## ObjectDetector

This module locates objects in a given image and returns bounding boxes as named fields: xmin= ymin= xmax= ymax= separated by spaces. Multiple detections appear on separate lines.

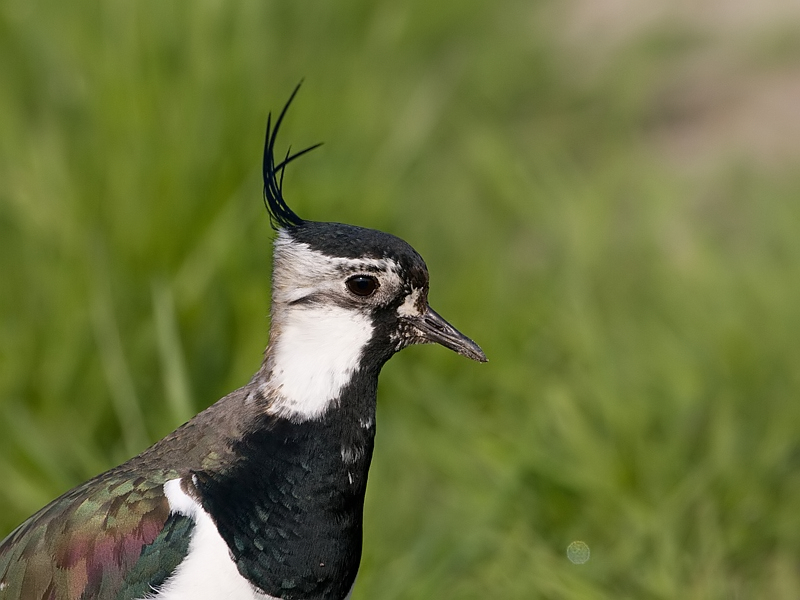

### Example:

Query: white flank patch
xmin=265 ymin=305 xmax=373 ymax=420
xmin=147 ymin=479 xmax=276 ymax=600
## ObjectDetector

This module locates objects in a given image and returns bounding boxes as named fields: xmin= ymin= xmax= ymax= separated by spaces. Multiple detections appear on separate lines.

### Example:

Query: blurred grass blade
xmin=151 ymin=279 xmax=195 ymax=425
xmin=90 ymin=270 xmax=149 ymax=456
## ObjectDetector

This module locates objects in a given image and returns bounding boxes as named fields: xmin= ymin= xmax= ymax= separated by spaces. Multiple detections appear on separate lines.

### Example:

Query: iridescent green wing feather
xmin=0 ymin=468 xmax=194 ymax=600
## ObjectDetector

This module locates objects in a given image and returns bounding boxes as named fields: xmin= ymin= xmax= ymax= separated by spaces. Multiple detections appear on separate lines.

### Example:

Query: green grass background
xmin=2 ymin=1 xmax=800 ymax=598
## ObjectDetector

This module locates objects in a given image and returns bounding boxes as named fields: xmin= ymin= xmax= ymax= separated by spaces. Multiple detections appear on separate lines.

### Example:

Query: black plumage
xmin=262 ymin=81 xmax=321 ymax=230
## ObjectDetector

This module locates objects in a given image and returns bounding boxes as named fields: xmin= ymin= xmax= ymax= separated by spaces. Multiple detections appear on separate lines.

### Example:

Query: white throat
xmin=262 ymin=303 xmax=373 ymax=421
xmin=258 ymin=230 xmax=404 ymax=421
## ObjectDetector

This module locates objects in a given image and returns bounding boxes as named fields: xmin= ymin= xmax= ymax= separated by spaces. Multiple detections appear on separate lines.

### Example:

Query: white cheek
xmin=265 ymin=305 xmax=373 ymax=421
xmin=272 ymin=232 xmax=398 ymax=305
xmin=397 ymin=287 xmax=423 ymax=318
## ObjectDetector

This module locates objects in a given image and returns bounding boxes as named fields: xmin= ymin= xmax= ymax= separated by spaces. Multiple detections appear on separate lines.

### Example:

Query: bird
xmin=0 ymin=83 xmax=486 ymax=600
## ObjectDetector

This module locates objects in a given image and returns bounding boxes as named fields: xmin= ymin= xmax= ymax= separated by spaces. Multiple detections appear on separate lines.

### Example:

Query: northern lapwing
xmin=0 ymin=84 xmax=486 ymax=600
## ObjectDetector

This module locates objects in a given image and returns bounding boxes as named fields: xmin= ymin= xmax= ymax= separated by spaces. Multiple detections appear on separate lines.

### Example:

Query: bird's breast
xmin=190 ymin=409 xmax=376 ymax=600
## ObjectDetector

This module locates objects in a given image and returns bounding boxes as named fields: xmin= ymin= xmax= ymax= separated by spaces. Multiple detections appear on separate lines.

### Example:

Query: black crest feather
xmin=262 ymin=81 xmax=322 ymax=230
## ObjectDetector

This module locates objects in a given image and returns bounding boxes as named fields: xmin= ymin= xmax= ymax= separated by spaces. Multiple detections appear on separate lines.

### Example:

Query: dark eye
xmin=346 ymin=275 xmax=379 ymax=297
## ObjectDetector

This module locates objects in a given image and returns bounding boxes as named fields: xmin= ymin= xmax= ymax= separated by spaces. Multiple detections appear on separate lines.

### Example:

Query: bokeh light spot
xmin=567 ymin=540 xmax=590 ymax=564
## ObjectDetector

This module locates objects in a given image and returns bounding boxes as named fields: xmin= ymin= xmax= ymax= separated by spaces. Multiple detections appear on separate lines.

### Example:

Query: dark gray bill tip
xmin=411 ymin=305 xmax=487 ymax=363
xmin=454 ymin=337 xmax=488 ymax=363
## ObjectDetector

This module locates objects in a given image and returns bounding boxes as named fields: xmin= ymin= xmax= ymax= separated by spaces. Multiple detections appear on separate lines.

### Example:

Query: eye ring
xmin=346 ymin=275 xmax=380 ymax=297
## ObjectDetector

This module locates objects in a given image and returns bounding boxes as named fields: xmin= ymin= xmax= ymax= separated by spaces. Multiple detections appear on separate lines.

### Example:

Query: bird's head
xmin=259 ymin=84 xmax=485 ymax=421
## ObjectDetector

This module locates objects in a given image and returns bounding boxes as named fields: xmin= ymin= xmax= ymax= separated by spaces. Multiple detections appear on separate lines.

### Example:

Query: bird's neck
xmin=130 ymin=301 xmax=389 ymax=597
xmin=260 ymin=301 xmax=380 ymax=422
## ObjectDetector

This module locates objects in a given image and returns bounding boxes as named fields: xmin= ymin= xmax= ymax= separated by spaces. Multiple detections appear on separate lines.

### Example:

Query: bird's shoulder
xmin=0 ymin=465 xmax=193 ymax=600
xmin=0 ymin=382 xmax=266 ymax=600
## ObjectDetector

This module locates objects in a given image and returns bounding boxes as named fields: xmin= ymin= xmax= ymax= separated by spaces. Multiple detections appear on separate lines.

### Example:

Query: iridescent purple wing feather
xmin=0 ymin=468 xmax=192 ymax=600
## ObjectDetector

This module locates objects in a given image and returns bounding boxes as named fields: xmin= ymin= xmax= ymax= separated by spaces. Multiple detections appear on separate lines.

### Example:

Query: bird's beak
xmin=408 ymin=305 xmax=487 ymax=362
